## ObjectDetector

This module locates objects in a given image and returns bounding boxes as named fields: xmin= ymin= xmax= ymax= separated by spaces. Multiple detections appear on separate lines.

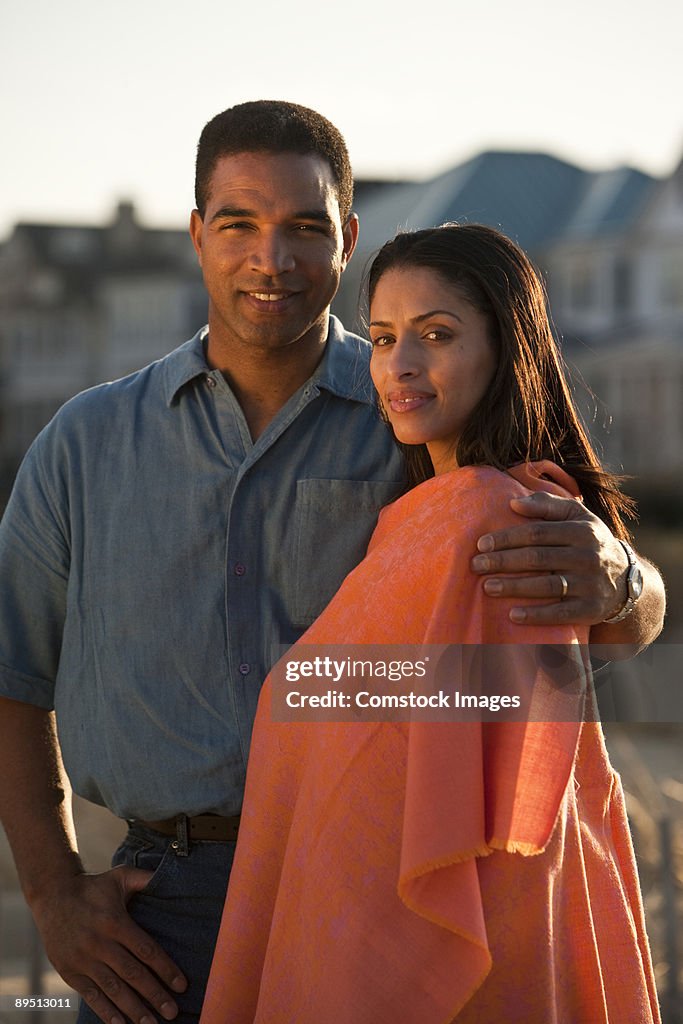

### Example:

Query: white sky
xmin=1 ymin=0 xmax=682 ymax=239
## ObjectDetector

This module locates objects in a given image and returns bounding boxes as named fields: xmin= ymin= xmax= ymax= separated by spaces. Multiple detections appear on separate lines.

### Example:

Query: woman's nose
xmin=386 ymin=338 xmax=419 ymax=378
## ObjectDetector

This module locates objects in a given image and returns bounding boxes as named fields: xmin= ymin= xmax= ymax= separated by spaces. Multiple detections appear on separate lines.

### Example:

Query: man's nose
xmin=250 ymin=231 xmax=295 ymax=276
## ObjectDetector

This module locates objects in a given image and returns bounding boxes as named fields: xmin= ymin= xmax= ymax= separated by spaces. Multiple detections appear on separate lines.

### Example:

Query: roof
xmin=405 ymin=151 xmax=589 ymax=249
xmin=352 ymin=151 xmax=591 ymax=255
xmin=333 ymin=153 xmax=658 ymax=329
xmin=560 ymin=167 xmax=655 ymax=241
xmin=0 ymin=202 xmax=199 ymax=305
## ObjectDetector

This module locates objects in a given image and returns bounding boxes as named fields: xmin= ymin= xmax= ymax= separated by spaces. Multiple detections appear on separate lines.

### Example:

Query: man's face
xmin=190 ymin=151 xmax=358 ymax=355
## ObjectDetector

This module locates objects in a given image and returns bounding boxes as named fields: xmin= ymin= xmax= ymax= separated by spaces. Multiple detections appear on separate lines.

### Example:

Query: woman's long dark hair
xmin=365 ymin=223 xmax=635 ymax=540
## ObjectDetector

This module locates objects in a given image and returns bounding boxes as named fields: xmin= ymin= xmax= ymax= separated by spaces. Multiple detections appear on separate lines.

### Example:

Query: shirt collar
xmin=163 ymin=326 xmax=212 ymax=405
xmin=163 ymin=316 xmax=375 ymax=407
xmin=308 ymin=316 xmax=375 ymax=405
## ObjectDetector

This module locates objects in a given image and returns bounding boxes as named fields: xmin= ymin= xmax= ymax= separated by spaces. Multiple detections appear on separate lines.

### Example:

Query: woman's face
xmin=369 ymin=267 xmax=497 ymax=475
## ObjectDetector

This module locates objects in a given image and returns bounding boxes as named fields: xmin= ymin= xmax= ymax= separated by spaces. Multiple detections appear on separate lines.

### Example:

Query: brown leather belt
xmin=137 ymin=814 xmax=240 ymax=842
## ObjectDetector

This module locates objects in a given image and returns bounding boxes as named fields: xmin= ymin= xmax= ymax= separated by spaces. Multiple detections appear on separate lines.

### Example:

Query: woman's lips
xmin=386 ymin=391 xmax=434 ymax=413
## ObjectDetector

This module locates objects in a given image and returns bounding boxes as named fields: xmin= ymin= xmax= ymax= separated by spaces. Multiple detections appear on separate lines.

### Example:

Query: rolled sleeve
xmin=0 ymin=427 xmax=70 ymax=709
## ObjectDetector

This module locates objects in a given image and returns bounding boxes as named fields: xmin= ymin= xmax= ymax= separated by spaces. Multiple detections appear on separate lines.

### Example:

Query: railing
xmin=608 ymin=724 xmax=682 ymax=1024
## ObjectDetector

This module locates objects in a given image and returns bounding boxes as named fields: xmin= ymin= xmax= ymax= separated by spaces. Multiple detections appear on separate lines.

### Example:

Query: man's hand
xmin=32 ymin=867 xmax=187 ymax=1024
xmin=0 ymin=699 xmax=188 ymax=1024
xmin=470 ymin=491 xmax=665 ymax=648
xmin=471 ymin=491 xmax=625 ymax=624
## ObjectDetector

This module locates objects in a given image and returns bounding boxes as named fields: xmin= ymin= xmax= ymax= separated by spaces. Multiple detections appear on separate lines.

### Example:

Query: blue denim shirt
xmin=0 ymin=317 xmax=405 ymax=818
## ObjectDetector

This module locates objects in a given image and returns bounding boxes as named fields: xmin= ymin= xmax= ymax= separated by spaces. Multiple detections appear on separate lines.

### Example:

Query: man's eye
xmin=221 ymin=221 xmax=251 ymax=230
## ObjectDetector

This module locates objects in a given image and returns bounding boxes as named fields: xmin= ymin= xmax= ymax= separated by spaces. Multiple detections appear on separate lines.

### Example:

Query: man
xmin=0 ymin=101 xmax=665 ymax=1024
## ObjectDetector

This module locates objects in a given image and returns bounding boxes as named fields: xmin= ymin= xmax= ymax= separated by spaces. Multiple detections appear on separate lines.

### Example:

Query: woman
xmin=200 ymin=225 xmax=660 ymax=1023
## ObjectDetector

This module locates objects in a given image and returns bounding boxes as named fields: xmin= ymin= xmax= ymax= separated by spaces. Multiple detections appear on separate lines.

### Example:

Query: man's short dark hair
xmin=195 ymin=100 xmax=354 ymax=223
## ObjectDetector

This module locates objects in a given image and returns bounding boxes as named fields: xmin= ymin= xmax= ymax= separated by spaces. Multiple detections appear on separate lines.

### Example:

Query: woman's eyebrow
xmin=370 ymin=309 xmax=463 ymax=328
xmin=412 ymin=308 xmax=463 ymax=324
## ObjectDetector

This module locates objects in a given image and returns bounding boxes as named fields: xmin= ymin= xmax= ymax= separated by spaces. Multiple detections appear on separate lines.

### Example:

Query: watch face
xmin=630 ymin=566 xmax=644 ymax=601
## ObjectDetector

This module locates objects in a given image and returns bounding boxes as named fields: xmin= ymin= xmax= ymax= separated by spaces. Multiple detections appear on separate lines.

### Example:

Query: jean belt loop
xmin=172 ymin=814 xmax=190 ymax=857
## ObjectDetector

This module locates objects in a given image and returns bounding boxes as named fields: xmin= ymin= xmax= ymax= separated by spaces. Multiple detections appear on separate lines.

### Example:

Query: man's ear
xmin=189 ymin=209 xmax=204 ymax=266
xmin=341 ymin=213 xmax=360 ymax=271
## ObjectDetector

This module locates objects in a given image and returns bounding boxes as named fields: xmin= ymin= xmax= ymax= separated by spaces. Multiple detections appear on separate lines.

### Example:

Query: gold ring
xmin=558 ymin=574 xmax=569 ymax=600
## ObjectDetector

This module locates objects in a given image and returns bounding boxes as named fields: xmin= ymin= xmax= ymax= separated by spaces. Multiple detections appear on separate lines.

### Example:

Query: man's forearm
xmin=0 ymin=698 xmax=186 ymax=1024
xmin=0 ymin=697 xmax=83 ymax=905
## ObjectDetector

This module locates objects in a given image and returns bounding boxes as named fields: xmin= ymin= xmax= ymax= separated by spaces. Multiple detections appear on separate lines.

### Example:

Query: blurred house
xmin=543 ymin=159 xmax=683 ymax=482
xmin=1 ymin=152 xmax=683 ymax=493
xmin=334 ymin=151 xmax=592 ymax=333
xmin=0 ymin=201 xmax=206 ymax=490
xmin=333 ymin=150 xmax=683 ymax=485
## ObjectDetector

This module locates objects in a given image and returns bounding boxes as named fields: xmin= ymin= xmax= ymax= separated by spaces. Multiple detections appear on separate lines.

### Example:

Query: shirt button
xmin=205 ymin=375 xmax=216 ymax=388
xmin=234 ymin=563 xmax=246 ymax=576
xmin=239 ymin=663 xmax=250 ymax=675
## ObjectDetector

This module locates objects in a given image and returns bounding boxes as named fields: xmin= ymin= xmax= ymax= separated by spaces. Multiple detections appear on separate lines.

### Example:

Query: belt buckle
xmin=171 ymin=814 xmax=190 ymax=856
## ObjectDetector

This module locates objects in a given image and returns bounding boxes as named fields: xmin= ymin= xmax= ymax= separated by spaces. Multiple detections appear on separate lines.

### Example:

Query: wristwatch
xmin=603 ymin=540 xmax=643 ymax=623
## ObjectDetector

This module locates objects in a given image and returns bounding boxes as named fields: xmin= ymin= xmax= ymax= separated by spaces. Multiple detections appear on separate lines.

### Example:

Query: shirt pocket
xmin=292 ymin=478 xmax=403 ymax=628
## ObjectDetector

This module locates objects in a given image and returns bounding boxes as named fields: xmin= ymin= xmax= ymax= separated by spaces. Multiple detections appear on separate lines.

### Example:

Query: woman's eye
xmin=371 ymin=335 xmax=393 ymax=347
xmin=424 ymin=330 xmax=450 ymax=341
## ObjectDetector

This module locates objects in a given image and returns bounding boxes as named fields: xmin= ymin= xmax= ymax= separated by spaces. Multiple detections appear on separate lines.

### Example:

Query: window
xmin=613 ymin=257 xmax=632 ymax=314
xmin=659 ymin=248 xmax=683 ymax=309
xmin=569 ymin=259 xmax=595 ymax=311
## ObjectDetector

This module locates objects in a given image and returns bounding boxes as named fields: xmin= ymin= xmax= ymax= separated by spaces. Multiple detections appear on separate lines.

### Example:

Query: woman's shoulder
xmin=442 ymin=464 xmax=531 ymax=500
xmin=373 ymin=465 xmax=531 ymax=543
xmin=381 ymin=465 xmax=530 ymax=516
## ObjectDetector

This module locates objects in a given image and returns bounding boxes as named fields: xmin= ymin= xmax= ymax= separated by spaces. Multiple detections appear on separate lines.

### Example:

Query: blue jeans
xmin=76 ymin=822 xmax=236 ymax=1024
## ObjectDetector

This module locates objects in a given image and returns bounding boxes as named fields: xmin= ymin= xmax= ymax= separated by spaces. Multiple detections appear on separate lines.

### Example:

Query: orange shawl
xmin=201 ymin=466 xmax=660 ymax=1023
